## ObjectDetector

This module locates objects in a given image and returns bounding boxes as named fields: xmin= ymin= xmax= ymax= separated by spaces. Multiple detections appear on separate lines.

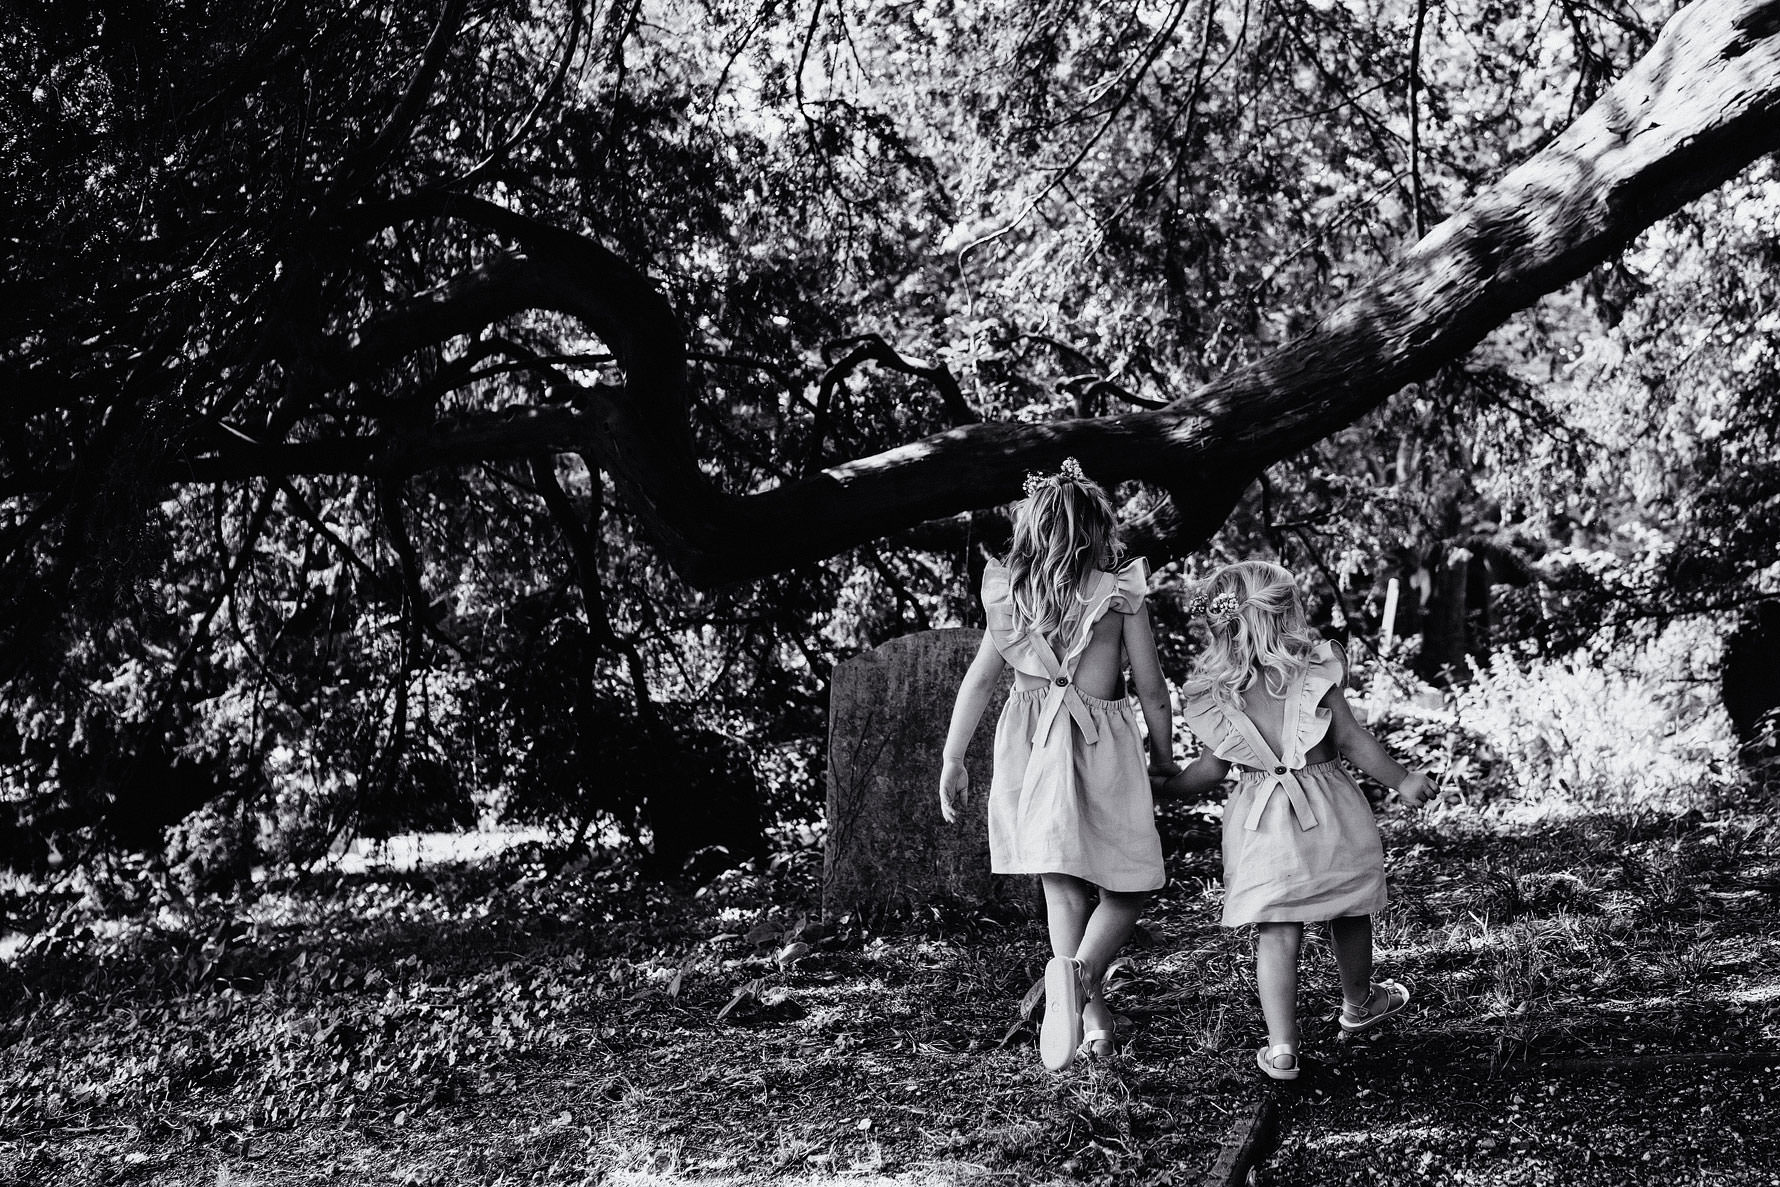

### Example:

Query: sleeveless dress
xmin=981 ymin=558 xmax=1165 ymax=893
xmin=1180 ymin=641 xmax=1387 ymax=926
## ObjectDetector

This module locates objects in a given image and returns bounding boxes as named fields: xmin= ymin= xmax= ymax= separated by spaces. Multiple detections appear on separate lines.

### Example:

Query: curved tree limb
xmin=806 ymin=333 xmax=975 ymax=472
xmin=32 ymin=0 xmax=1780 ymax=589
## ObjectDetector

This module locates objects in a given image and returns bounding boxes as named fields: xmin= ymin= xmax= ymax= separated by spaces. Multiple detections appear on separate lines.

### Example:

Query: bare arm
xmin=1122 ymin=605 xmax=1176 ymax=770
xmin=1325 ymin=687 xmax=1431 ymax=804
xmin=1155 ymin=749 xmax=1231 ymax=798
xmin=938 ymin=630 xmax=1007 ymax=822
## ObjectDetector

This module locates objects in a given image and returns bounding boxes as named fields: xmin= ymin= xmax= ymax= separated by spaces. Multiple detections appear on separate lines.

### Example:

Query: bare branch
xmin=529 ymin=454 xmax=654 ymax=721
xmin=804 ymin=334 xmax=975 ymax=471
xmin=276 ymin=477 xmax=469 ymax=661
xmin=450 ymin=3 xmax=586 ymax=192
xmin=330 ymin=0 xmax=470 ymax=197
xmin=1408 ymin=0 xmax=1429 ymax=237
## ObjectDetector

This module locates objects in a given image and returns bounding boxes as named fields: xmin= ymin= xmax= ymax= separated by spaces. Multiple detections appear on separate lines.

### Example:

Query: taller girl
xmin=1157 ymin=561 xmax=1432 ymax=1080
xmin=940 ymin=459 xmax=1177 ymax=1072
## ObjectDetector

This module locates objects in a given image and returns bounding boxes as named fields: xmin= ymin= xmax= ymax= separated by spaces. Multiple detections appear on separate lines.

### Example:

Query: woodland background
xmin=3 ymin=1 xmax=1780 ymax=1183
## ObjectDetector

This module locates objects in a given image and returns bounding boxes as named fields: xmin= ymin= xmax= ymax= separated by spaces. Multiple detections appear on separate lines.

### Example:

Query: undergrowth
xmin=2 ymin=783 xmax=1778 ymax=1185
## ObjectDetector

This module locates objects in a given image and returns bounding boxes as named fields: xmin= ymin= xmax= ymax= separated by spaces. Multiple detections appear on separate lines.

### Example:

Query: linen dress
xmin=1180 ymin=640 xmax=1387 ymax=926
xmin=981 ymin=559 xmax=1166 ymax=893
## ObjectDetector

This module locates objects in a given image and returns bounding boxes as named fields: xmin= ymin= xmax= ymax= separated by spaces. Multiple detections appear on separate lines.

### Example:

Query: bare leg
xmin=1255 ymin=921 xmax=1303 ymax=1062
xmin=1075 ymin=888 xmax=1147 ymax=989
xmin=1077 ymin=889 xmax=1148 ymax=1052
xmin=1036 ymin=875 xmax=1095 ymax=1069
xmin=1040 ymin=874 xmax=1093 ymax=960
xmin=1328 ymin=914 xmax=1374 ymax=1008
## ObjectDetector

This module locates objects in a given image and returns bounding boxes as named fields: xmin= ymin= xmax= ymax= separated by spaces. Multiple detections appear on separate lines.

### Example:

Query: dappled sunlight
xmin=6 ymin=1 xmax=1780 ymax=1185
xmin=1727 ymin=978 xmax=1780 ymax=1007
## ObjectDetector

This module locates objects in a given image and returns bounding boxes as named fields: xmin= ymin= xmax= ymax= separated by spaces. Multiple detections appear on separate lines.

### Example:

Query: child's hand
xmin=1148 ymin=756 xmax=1181 ymax=798
xmin=939 ymin=758 xmax=969 ymax=823
xmin=1396 ymin=771 xmax=1433 ymax=808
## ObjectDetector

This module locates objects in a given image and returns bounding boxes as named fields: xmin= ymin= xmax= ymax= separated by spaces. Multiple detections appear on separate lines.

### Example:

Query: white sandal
xmin=1256 ymin=1042 xmax=1299 ymax=1080
xmin=1340 ymin=979 xmax=1412 ymax=1033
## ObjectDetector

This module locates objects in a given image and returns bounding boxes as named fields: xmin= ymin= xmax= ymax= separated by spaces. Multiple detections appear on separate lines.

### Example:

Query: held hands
xmin=1148 ymin=755 xmax=1182 ymax=798
xmin=939 ymin=757 xmax=969 ymax=823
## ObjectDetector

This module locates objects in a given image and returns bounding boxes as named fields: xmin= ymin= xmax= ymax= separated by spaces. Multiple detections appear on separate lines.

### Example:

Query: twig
xmin=956 ymin=0 xmax=1194 ymax=262
xmin=1408 ymin=0 xmax=1429 ymax=237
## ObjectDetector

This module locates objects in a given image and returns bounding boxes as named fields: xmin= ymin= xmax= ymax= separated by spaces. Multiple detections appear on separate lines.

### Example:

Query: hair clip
xmin=1187 ymin=591 xmax=1241 ymax=625
xmin=1022 ymin=457 xmax=1087 ymax=499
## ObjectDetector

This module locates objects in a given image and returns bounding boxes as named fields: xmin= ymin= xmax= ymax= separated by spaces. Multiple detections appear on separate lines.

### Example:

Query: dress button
xmin=1273 ymin=765 xmax=1287 ymax=774
xmin=1055 ymin=676 xmax=1070 ymax=687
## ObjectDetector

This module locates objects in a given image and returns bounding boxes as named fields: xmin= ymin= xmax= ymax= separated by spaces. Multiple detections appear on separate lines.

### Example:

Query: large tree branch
xmin=32 ymin=0 xmax=1780 ymax=590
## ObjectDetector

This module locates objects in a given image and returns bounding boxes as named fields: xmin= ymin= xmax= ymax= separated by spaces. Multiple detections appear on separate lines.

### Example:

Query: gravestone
xmin=824 ymin=628 xmax=1030 ymax=918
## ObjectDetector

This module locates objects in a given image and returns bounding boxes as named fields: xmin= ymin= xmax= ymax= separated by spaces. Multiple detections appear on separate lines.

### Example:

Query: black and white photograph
xmin=3 ymin=1 xmax=1779 ymax=1183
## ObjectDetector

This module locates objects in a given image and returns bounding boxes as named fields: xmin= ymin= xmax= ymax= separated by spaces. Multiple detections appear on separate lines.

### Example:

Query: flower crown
xmin=1023 ymin=456 xmax=1086 ymax=499
xmin=1186 ymin=590 xmax=1242 ymax=625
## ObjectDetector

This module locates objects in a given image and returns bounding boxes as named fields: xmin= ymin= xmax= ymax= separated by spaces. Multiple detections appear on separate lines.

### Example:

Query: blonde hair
xmin=1185 ymin=561 xmax=1318 ymax=710
xmin=1003 ymin=467 xmax=1123 ymax=646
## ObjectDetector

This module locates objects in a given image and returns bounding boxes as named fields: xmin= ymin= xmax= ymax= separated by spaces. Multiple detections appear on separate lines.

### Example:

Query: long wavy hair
xmin=1003 ymin=468 xmax=1123 ymax=647
xmin=1184 ymin=561 xmax=1319 ymax=710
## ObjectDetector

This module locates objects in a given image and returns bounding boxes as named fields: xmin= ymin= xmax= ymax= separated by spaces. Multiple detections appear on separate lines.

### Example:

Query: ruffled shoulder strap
xmin=1289 ymin=639 xmax=1347 ymax=763
xmin=1306 ymin=638 xmax=1345 ymax=694
xmin=1054 ymin=558 xmax=1148 ymax=668
xmin=1106 ymin=556 xmax=1150 ymax=615
xmin=980 ymin=562 xmax=1049 ymax=678
xmin=979 ymin=561 xmax=1019 ymax=643
xmin=981 ymin=560 xmax=1012 ymax=612
xmin=1179 ymin=686 xmax=1266 ymax=768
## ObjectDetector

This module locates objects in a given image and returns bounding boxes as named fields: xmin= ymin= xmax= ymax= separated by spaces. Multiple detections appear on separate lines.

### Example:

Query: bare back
xmin=1238 ymin=682 xmax=1340 ymax=766
xmin=1012 ymin=611 xmax=1127 ymax=699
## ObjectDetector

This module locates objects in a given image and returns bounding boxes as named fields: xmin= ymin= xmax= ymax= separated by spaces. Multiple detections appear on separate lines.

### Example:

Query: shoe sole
xmin=1039 ymin=957 xmax=1083 ymax=1071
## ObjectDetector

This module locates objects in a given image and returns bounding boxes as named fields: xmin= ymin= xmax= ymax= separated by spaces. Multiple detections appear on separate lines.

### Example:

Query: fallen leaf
xmin=716 ymin=978 xmax=763 ymax=1021
xmin=1018 ymin=976 xmax=1045 ymax=1021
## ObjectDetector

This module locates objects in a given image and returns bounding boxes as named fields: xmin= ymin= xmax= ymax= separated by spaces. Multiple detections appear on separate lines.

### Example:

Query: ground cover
xmin=1 ymin=791 xmax=1777 ymax=1186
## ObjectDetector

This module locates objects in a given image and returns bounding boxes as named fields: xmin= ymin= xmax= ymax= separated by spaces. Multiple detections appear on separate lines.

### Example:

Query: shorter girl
xmin=1155 ymin=561 xmax=1431 ymax=1080
xmin=940 ymin=459 xmax=1177 ymax=1072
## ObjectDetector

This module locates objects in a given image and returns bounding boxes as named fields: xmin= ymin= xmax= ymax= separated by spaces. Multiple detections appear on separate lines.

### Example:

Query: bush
xmin=163 ymin=799 xmax=259 ymax=896
xmin=1365 ymin=617 xmax=1739 ymax=806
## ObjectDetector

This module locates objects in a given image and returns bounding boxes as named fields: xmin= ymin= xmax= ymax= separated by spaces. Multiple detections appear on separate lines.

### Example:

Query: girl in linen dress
xmin=1154 ymin=561 xmax=1432 ymax=1081
xmin=939 ymin=458 xmax=1178 ymax=1072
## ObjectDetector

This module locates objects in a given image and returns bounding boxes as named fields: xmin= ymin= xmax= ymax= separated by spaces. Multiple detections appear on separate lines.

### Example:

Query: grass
xmin=2 ymin=789 xmax=1778 ymax=1186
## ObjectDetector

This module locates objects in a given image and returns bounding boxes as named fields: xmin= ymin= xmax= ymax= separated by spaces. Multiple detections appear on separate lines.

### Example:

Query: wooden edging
xmin=1203 ymin=1091 xmax=1281 ymax=1187
xmin=1476 ymin=1051 xmax=1780 ymax=1077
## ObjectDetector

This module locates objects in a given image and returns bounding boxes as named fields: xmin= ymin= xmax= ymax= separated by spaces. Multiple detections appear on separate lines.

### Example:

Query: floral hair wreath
xmin=1186 ymin=590 xmax=1242 ymax=625
xmin=1023 ymin=456 xmax=1087 ymax=498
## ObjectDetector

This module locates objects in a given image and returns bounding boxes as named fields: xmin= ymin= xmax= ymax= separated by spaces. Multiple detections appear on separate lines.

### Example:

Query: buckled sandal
xmin=1080 ymin=1027 xmax=1117 ymax=1058
xmin=1078 ymin=995 xmax=1120 ymax=1058
xmin=1339 ymin=979 xmax=1412 ymax=1033
xmin=1256 ymin=1042 xmax=1300 ymax=1080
